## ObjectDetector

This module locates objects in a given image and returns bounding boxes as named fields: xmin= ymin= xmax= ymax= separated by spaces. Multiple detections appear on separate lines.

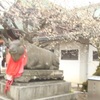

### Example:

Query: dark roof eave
xmin=33 ymin=34 xmax=89 ymax=44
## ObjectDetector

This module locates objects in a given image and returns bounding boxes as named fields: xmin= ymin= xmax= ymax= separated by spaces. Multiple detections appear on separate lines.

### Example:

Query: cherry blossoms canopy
xmin=0 ymin=0 xmax=17 ymax=29
xmin=0 ymin=0 xmax=16 ymax=15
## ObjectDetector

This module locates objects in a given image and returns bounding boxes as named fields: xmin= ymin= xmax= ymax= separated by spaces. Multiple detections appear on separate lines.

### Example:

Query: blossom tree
xmin=0 ymin=0 xmax=100 ymax=53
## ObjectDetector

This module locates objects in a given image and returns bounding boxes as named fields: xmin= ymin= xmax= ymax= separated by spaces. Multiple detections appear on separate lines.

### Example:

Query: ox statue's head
xmin=9 ymin=40 xmax=25 ymax=61
xmin=8 ymin=32 xmax=36 ymax=61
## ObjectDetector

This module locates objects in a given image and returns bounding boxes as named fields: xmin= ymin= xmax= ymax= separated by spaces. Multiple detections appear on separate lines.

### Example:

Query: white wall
xmin=59 ymin=41 xmax=88 ymax=83
xmin=60 ymin=60 xmax=80 ymax=83
xmin=88 ymin=45 xmax=99 ymax=77
xmin=79 ymin=44 xmax=89 ymax=82
xmin=59 ymin=42 xmax=99 ymax=83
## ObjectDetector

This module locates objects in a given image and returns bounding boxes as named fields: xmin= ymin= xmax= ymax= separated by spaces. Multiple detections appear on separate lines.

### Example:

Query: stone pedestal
xmin=0 ymin=80 xmax=71 ymax=100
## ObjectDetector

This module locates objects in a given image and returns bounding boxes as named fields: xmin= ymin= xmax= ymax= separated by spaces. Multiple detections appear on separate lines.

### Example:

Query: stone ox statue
xmin=8 ymin=38 xmax=59 ymax=70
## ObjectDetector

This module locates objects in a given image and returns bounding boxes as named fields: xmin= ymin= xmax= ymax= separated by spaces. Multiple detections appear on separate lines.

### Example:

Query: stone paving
xmin=78 ymin=92 xmax=88 ymax=100
xmin=0 ymin=96 xmax=11 ymax=100
xmin=72 ymin=86 xmax=88 ymax=100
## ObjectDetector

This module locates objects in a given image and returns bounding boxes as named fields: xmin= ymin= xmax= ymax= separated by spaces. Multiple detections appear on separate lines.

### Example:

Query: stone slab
xmin=0 ymin=80 xmax=71 ymax=100
xmin=14 ymin=70 xmax=63 ymax=82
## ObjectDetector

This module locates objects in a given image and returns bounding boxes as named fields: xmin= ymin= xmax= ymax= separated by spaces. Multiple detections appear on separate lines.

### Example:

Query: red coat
xmin=5 ymin=49 xmax=27 ymax=93
xmin=6 ymin=49 xmax=27 ymax=78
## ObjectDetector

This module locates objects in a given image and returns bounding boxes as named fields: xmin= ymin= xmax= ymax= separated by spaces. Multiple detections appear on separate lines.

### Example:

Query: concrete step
xmin=0 ymin=92 xmax=86 ymax=100
xmin=0 ymin=80 xmax=71 ymax=100
xmin=0 ymin=74 xmax=4 ymax=78
xmin=35 ymin=92 xmax=81 ymax=100
xmin=0 ymin=95 xmax=11 ymax=100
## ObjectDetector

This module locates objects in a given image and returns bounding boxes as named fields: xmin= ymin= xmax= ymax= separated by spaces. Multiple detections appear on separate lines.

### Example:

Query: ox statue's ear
xmin=5 ymin=38 xmax=11 ymax=48
xmin=19 ymin=35 xmax=24 ymax=44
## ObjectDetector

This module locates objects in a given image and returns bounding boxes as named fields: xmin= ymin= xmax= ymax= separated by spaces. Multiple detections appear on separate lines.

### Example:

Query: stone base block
xmin=0 ymin=80 xmax=71 ymax=100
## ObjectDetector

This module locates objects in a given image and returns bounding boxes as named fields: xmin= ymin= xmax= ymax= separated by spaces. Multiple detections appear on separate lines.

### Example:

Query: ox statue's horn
xmin=8 ymin=38 xmax=11 ymax=44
